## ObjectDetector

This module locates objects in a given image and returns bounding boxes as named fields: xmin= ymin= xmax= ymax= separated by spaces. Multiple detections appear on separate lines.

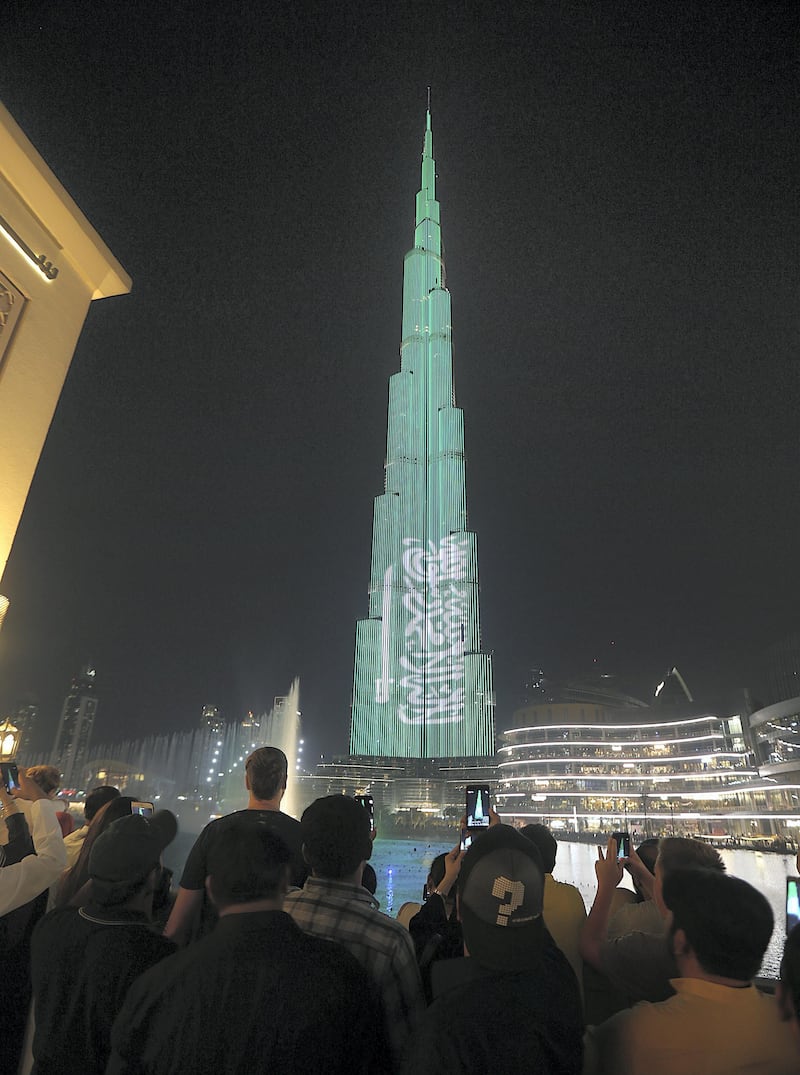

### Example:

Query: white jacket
xmin=0 ymin=799 xmax=67 ymax=916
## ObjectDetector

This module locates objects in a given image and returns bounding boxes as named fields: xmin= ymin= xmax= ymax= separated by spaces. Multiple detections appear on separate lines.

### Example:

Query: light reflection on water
xmin=371 ymin=837 xmax=797 ymax=978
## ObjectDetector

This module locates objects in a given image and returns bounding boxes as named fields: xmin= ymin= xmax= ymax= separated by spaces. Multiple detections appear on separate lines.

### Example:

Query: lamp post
xmin=0 ymin=718 xmax=20 ymax=761
xmin=0 ymin=718 xmax=20 ymax=763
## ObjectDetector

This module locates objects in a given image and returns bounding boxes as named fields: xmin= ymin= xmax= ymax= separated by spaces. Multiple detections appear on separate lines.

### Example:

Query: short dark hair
xmin=781 ymin=923 xmax=800 ymax=1021
xmin=207 ymin=827 xmax=291 ymax=908
xmin=664 ymin=868 xmax=773 ymax=981
xmin=300 ymin=795 xmax=372 ymax=879
xmin=84 ymin=786 xmax=121 ymax=823
xmin=635 ymin=838 xmax=660 ymax=876
xmin=245 ymin=747 xmax=287 ymax=801
xmin=657 ymin=837 xmax=725 ymax=880
xmin=428 ymin=853 xmax=447 ymax=888
xmin=519 ymin=824 xmax=557 ymax=874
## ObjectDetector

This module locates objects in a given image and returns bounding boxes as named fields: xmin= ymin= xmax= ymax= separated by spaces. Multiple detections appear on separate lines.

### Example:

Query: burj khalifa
xmin=350 ymin=110 xmax=495 ymax=760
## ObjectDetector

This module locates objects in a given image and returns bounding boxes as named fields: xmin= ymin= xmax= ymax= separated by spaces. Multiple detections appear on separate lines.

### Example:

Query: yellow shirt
xmin=543 ymin=873 xmax=587 ymax=999
xmin=585 ymin=977 xmax=798 ymax=1075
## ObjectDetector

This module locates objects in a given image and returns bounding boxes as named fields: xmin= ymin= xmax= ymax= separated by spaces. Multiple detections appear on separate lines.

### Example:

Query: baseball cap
xmin=89 ymin=811 xmax=178 ymax=886
xmin=458 ymin=824 xmax=545 ymax=972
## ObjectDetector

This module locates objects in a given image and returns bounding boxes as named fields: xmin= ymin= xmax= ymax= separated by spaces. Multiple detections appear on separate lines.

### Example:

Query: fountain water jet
xmin=83 ymin=679 xmax=303 ymax=834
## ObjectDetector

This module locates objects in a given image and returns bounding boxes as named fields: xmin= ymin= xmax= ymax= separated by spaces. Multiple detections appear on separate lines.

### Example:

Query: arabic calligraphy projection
xmin=349 ymin=110 xmax=494 ymax=759
xmin=398 ymin=536 xmax=469 ymax=727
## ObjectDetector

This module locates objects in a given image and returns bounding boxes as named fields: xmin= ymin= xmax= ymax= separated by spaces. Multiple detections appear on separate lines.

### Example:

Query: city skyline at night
xmin=0 ymin=5 xmax=796 ymax=758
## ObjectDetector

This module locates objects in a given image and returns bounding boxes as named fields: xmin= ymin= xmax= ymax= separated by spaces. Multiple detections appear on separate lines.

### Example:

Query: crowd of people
xmin=2 ymin=747 xmax=800 ymax=1073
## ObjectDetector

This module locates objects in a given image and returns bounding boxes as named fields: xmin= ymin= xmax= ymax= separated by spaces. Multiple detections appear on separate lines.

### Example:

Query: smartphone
xmin=787 ymin=877 xmax=800 ymax=934
xmin=460 ymin=829 xmax=473 ymax=853
xmin=1 ymin=762 xmax=20 ymax=793
xmin=611 ymin=831 xmax=631 ymax=859
xmin=354 ymin=794 xmax=375 ymax=831
xmin=131 ymin=801 xmax=154 ymax=818
xmin=466 ymin=785 xmax=491 ymax=830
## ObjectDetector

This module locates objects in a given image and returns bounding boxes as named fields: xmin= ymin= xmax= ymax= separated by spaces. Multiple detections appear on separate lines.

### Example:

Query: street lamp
xmin=0 ymin=719 xmax=20 ymax=762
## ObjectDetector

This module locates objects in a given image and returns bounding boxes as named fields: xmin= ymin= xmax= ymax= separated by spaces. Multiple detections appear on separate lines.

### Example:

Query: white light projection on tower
xmin=350 ymin=110 xmax=495 ymax=759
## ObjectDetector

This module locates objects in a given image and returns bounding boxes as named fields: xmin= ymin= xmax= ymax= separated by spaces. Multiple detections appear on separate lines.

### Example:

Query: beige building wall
xmin=0 ymin=102 xmax=131 ymax=604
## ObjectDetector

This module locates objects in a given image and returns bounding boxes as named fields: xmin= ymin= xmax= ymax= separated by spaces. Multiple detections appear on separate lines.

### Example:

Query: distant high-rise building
xmin=201 ymin=704 xmax=224 ymax=737
xmin=349 ymin=110 xmax=494 ymax=760
xmin=14 ymin=698 xmax=38 ymax=758
xmin=52 ymin=664 xmax=98 ymax=787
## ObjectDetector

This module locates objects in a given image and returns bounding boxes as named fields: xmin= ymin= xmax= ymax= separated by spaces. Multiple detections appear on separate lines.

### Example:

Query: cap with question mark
xmin=458 ymin=824 xmax=546 ymax=971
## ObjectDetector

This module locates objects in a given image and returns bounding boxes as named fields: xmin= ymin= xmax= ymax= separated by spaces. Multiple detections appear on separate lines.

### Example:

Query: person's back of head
xmin=520 ymin=823 xmax=558 ymax=874
xmin=56 ymin=796 xmax=136 ymax=907
xmin=425 ymin=851 xmax=449 ymax=885
xmin=663 ymin=868 xmax=773 ymax=981
xmin=207 ymin=827 xmax=292 ymax=911
xmin=84 ymin=785 xmax=121 ymax=824
xmin=245 ymin=747 xmax=288 ymax=803
xmin=89 ymin=811 xmax=178 ymax=911
xmin=635 ymin=838 xmax=659 ymax=875
xmin=26 ymin=764 xmax=61 ymax=798
xmin=428 ymin=853 xmax=448 ymax=889
xmin=657 ymin=837 xmax=725 ymax=880
xmin=300 ymin=795 xmax=372 ymax=880
xmin=779 ymin=923 xmax=800 ymax=1046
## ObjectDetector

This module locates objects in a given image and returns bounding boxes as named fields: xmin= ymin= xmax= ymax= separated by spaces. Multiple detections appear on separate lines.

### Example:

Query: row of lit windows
xmin=498 ymin=748 xmax=735 ymax=765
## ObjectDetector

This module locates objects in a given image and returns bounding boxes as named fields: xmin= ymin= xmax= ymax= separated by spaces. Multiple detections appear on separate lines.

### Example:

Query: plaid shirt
xmin=285 ymin=877 xmax=424 ymax=1066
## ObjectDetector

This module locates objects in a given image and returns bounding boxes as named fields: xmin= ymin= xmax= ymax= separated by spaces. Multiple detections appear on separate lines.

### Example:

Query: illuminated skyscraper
xmin=350 ymin=111 xmax=494 ymax=759
xmin=14 ymin=698 xmax=38 ymax=758
xmin=52 ymin=663 xmax=98 ymax=787
xmin=200 ymin=704 xmax=224 ymax=737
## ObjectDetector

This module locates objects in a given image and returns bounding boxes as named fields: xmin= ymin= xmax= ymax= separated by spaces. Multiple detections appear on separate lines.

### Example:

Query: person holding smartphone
xmin=0 ymin=767 xmax=67 ymax=917
xmin=585 ymin=870 xmax=797 ymax=1075
xmin=408 ymin=804 xmax=501 ymax=1002
xmin=408 ymin=847 xmax=465 ymax=1002
xmin=580 ymin=836 xmax=726 ymax=1011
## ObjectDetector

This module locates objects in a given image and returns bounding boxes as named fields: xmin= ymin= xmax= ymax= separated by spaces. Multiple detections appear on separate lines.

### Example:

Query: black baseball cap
xmin=89 ymin=811 xmax=177 ymax=886
xmin=458 ymin=824 xmax=545 ymax=972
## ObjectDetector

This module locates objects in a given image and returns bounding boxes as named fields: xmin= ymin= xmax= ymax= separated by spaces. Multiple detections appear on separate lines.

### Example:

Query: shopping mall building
xmin=495 ymin=667 xmax=800 ymax=843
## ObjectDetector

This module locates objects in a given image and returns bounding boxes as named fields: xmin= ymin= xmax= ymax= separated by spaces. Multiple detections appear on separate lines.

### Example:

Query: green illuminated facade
xmin=350 ymin=112 xmax=495 ymax=759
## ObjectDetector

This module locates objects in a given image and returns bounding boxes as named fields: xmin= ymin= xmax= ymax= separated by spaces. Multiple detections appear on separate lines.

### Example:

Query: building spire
xmin=415 ymin=100 xmax=440 ymax=255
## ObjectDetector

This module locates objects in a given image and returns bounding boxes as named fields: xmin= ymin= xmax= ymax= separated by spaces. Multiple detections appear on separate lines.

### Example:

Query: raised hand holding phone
xmin=465 ymin=785 xmax=491 ymax=830
xmin=595 ymin=836 xmax=624 ymax=891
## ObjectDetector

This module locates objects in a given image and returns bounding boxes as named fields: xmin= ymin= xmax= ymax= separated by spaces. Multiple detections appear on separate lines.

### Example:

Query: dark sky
xmin=1 ymin=2 xmax=797 ymax=759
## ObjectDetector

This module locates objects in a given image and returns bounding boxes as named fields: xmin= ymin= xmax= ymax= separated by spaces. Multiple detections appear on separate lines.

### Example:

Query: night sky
xmin=1 ymin=2 xmax=797 ymax=759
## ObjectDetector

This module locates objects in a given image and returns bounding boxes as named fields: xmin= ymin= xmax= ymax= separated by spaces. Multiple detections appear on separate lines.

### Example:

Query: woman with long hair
xmin=52 ymin=797 xmax=135 ymax=908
